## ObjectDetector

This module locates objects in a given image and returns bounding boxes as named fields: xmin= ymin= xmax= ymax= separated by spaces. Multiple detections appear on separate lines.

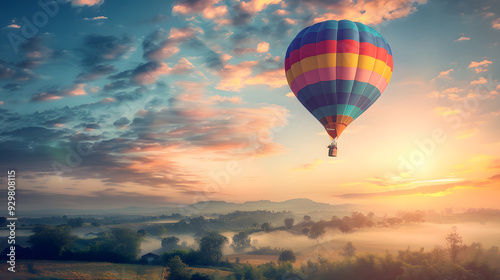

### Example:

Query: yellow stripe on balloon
xmin=286 ymin=53 xmax=392 ymax=85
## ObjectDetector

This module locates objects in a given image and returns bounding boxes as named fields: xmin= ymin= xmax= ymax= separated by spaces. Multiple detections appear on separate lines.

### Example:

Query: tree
xmin=284 ymin=218 xmax=294 ymax=229
xmin=167 ymin=255 xmax=192 ymax=280
xmin=137 ymin=229 xmax=147 ymax=237
xmin=231 ymin=232 xmax=251 ymax=253
xmin=198 ymin=231 xmax=228 ymax=264
xmin=162 ymin=236 xmax=180 ymax=251
xmin=339 ymin=242 xmax=356 ymax=258
xmin=308 ymin=222 xmax=326 ymax=241
xmin=67 ymin=217 xmax=83 ymax=228
xmin=303 ymin=215 xmax=311 ymax=222
xmin=445 ymin=231 xmax=464 ymax=263
xmin=190 ymin=216 xmax=207 ymax=237
xmin=28 ymin=225 xmax=78 ymax=259
xmin=146 ymin=224 xmax=167 ymax=236
xmin=108 ymin=228 xmax=143 ymax=262
xmin=261 ymin=222 xmax=271 ymax=232
xmin=278 ymin=250 xmax=296 ymax=263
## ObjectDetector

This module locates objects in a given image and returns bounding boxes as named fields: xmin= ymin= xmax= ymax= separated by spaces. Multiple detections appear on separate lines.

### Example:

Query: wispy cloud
xmin=492 ymin=17 xmax=500 ymax=29
xmin=468 ymin=59 xmax=492 ymax=73
xmin=292 ymin=159 xmax=324 ymax=171
xmin=453 ymin=36 xmax=470 ymax=42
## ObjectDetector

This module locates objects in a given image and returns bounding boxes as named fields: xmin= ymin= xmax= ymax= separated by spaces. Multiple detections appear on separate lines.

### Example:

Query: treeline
xmin=283 ymin=211 xmax=425 ymax=239
xmin=162 ymin=238 xmax=500 ymax=280
xmin=1 ymin=225 xmax=144 ymax=263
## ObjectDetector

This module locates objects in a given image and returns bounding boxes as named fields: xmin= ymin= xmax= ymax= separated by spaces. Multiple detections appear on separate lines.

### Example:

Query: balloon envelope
xmin=285 ymin=20 xmax=393 ymax=139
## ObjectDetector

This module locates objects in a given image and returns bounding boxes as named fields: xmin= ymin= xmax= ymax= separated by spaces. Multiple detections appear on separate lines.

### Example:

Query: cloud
xmin=31 ymin=92 xmax=63 ymax=102
xmin=238 ymin=0 xmax=281 ymax=13
xmin=434 ymin=106 xmax=461 ymax=116
xmin=435 ymin=69 xmax=453 ymax=79
xmin=231 ymin=0 xmax=281 ymax=25
xmin=273 ymin=9 xmax=289 ymax=15
xmin=216 ymin=61 xmax=258 ymax=91
xmin=442 ymin=87 xmax=463 ymax=94
xmin=76 ymin=64 xmax=116 ymax=82
xmin=0 ymin=79 xmax=289 ymax=193
xmin=286 ymin=92 xmax=295 ymax=98
xmin=67 ymin=0 xmax=104 ymax=6
xmin=457 ymin=128 xmax=479 ymax=139
xmin=292 ymin=159 xmax=323 ymax=171
xmin=142 ymin=27 xmax=201 ymax=61
xmin=66 ymin=83 xmax=87 ymax=96
xmin=453 ymin=36 xmax=470 ymax=42
xmin=492 ymin=17 xmax=500 ymax=29
xmin=470 ymin=77 xmax=488 ymax=85
xmin=81 ymin=34 xmax=135 ymax=66
xmin=207 ymin=95 xmax=244 ymax=104
xmin=245 ymin=69 xmax=288 ymax=89
xmin=31 ymin=84 xmax=90 ymax=102
xmin=16 ymin=36 xmax=53 ymax=69
xmin=170 ymin=58 xmax=195 ymax=75
xmin=309 ymin=0 xmax=427 ymax=25
xmin=216 ymin=59 xmax=287 ymax=92
xmin=173 ymin=0 xmax=228 ymax=20
xmin=234 ymin=41 xmax=270 ymax=54
xmin=468 ymin=59 xmax=492 ymax=73
xmin=84 ymin=16 xmax=108 ymax=20
xmin=131 ymin=61 xmax=171 ymax=85
xmin=6 ymin=24 xmax=20 ymax=29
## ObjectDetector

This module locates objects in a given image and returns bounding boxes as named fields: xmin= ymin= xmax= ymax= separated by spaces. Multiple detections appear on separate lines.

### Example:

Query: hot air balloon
xmin=285 ymin=20 xmax=393 ymax=157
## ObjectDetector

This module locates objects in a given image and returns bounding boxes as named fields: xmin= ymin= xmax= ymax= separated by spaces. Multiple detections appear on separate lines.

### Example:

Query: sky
xmin=0 ymin=0 xmax=499 ymax=212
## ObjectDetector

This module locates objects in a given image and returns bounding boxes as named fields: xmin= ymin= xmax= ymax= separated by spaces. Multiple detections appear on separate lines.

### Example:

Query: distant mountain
xmin=21 ymin=198 xmax=358 ymax=217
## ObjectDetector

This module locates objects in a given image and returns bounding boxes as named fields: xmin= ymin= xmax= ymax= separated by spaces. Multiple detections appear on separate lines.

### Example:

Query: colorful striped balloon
xmin=285 ymin=20 xmax=393 ymax=145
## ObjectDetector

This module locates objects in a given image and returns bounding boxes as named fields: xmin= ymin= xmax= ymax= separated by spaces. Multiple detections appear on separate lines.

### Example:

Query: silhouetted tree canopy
xmin=278 ymin=250 xmax=296 ymax=263
xmin=198 ymin=231 xmax=228 ymax=264
xmin=231 ymin=232 xmax=251 ymax=253
xmin=28 ymin=225 xmax=78 ymax=259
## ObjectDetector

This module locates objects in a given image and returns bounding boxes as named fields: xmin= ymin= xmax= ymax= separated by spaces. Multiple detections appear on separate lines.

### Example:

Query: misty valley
xmin=1 ymin=202 xmax=500 ymax=279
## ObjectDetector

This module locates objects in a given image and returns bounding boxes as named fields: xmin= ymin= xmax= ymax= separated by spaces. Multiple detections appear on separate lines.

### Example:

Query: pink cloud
xmin=133 ymin=62 xmax=171 ymax=85
xmin=170 ymin=58 xmax=195 ymax=75
xmin=468 ymin=59 xmax=492 ymax=73
xmin=202 ymin=5 xmax=228 ymax=19
xmin=492 ymin=17 xmax=500 ymax=29
xmin=31 ymin=92 xmax=62 ymax=102
xmin=245 ymin=69 xmax=288 ymax=89
xmin=216 ymin=61 xmax=287 ymax=91
xmin=239 ymin=0 xmax=281 ymax=13
xmin=443 ymin=87 xmax=463 ymax=94
xmin=470 ymin=77 xmax=488 ymax=85
xmin=273 ymin=9 xmax=288 ymax=15
xmin=436 ymin=68 xmax=453 ymax=79
xmin=173 ymin=0 xmax=227 ymax=20
xmin=216 ymin=61 xmax=258 ymax=91
xmin=453 ymin=36 xmax=470 ymax=42
xmin=234 ymin=42 xmax=269 ymax=54
xmin=68 ymin=0 xmax=103 ymax=6
xmin=312 ymin=0 xmax=427 ymax=25
xmin=144 ymin=27 xmax=201 ymax=61
xmin=292 ymin=159 xmax=324 ymax=171
xmin=65 ymin=83 xmax=87 ymax=96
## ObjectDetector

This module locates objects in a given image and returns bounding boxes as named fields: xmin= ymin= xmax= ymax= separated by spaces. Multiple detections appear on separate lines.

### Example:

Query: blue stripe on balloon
xmin=297 ymin=80 xmax=381 ymax=102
